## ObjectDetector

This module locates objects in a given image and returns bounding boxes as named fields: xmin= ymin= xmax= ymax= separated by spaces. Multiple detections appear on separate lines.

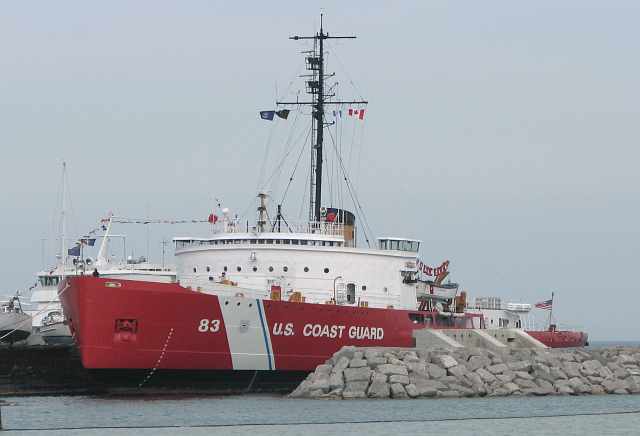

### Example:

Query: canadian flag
xmin=208 ymin=213 xmax=218 ymax=224
xmin=348 ymin=108 xmax=366 ymax=120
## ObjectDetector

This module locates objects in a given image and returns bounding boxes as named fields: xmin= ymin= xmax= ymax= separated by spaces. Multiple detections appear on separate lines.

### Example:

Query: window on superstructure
xmin=346 ymin=283 xmax=356 ymax=304
xmin=223 ymin=266 xmax=228 ymax=272
xmin=283 ymin=266 xmax=288 ymax=272
xmin=304 ymin=267 xmax=309 ymax=272
xmin=283 ymin=239 xmax=290 ymax=244
xmin=300 ymin=240 xmax=308 ymax=245
xmin=258 ymin=239 xmax=265 ymax=244
xmin=269 ymin=266 xmax=274 ymax=272
xmin=209 ymin=276 xmax=214 ymax=281
xmin=275 ymin=240 xmax=281 ymax=244
xmin=292 ymin=240 xmax=299 ymax=245
xmin=193 ymin=267 xmax=197 ymax=273
xmin=266 ymin=240 xmax=273 ymax=244
xmin=252 ymin=266 xmax=257 ymax=272
xmin=251 ymin=239 xmax=257 ymax=244
xmin=206 ymin=266 xmax=211 ymax=272
xmin=324 ymin=268 xmax=329 ymax=274
xmin=362 ymin=285 xmax=367 ymax=291
xmin=237 ymin=266 xmax=242 ymax=272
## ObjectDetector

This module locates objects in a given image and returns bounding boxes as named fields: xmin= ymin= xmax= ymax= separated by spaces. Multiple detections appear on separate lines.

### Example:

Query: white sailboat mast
xmin=60 ymin=162 xmax=67 ymax=279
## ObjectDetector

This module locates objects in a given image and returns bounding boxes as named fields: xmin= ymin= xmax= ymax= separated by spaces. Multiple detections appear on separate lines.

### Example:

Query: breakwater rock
xmin=289 ymin=346 xmax=640 ymax=399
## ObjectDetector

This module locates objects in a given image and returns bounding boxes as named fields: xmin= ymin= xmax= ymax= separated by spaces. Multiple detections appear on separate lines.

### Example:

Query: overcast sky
xmin=1 ymin=1 xmax=639 ymax=340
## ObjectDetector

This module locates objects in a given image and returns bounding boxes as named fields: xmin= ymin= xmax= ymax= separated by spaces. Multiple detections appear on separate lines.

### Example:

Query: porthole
xmin=225 ymin=301 xmax=229 ymax=305
xmin=304 ymin=267 xmax=309 ymax=272
xmin=283 ymin=266 xmax=288 ymax=272
xmin=206 ymin=266 xmax=211 ymax=272
xmin=269 ymin=266 xmax=274 ymax=272
xmin=237 ymin=266 xmax=242 ymax=272
xmin=249 ymin=303 xmax=253 ymax=307
xmin=223 ymin=266 xmax=228 ymax=272
xmin=253 ymin=266 xmax=258 ymax=272
xmin=236 ymin=302 xmax=241 ymax=306
xmin=193 ymin=267 xmax=197 ymax=273
xmin=324 ymin=268 xmax=329 ymax=274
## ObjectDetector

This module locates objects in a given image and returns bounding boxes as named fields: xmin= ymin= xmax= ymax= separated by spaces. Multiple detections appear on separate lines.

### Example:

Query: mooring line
xmin=137 ymin=328 xmax=174 ymax=389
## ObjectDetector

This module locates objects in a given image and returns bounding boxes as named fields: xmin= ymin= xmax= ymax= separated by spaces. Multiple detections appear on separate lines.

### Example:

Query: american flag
xmin=535 ymin=299 xmax=553 ymax=310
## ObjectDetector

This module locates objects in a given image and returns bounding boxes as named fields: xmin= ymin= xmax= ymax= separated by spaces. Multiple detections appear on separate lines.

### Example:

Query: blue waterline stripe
xmin=256 ymin=299 xmax=273 ymax=370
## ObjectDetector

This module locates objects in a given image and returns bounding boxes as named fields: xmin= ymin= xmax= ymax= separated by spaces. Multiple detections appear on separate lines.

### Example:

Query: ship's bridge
xmin=377 ymin=237 xmax=421 ymax=253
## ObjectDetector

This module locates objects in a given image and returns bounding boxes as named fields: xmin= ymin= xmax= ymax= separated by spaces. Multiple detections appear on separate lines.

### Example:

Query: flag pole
xmin=548 ymin=291 xmax=554 ymax=329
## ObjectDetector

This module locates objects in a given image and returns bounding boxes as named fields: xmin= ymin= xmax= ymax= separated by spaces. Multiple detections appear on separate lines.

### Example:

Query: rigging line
xmin=325 ymin=40 xmax=367 ymax=102
xmin=298 ymin=157 xmax=311 ymax=220
xmin=326 ymin=127 xmax=374 ymax=247
xmin=262 ymin=120 xmax=311 ymax=193
xmin=260 ymin=108 xmax=304 ymax=192
xmin=279 ymin=126 xmax=312 ymax=206
xmin=256 ymin=120 xmax=277 ymax=192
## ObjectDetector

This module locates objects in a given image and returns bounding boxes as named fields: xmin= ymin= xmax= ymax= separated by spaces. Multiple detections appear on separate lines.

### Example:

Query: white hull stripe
xmin=256 ymin=300 xmax=274 ymax=370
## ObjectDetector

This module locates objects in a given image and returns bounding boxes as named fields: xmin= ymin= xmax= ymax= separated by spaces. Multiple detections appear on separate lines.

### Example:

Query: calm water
xmin=1 ymin=394 xmax=640 ymax=435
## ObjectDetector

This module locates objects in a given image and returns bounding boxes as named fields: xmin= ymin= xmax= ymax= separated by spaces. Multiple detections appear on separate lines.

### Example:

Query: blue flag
xmin=260 ymin=111 xmax=275 ymax=121
xmin=68 ymin=245 xmax=81 ymax=256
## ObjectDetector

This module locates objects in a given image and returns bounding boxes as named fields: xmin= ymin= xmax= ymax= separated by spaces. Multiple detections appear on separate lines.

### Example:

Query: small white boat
xmin=39 ymin=310 xmax=72 ymax=345
xmin=0 ymin=297 xmax=32 ymax=344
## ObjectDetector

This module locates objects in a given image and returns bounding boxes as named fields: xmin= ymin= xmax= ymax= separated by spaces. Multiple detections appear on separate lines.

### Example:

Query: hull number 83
xmin=198 ymin=319 xmax=221 ymax=333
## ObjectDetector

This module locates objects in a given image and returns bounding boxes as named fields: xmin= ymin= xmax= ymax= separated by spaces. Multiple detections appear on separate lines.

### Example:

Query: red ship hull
xmin=526 ymin=330 xmax=588 ymax=348
xmin=60 ymin=277 xmax=585 ymax=372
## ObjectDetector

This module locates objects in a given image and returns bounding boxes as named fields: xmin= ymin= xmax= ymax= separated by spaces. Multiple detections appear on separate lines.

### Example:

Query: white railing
xmin=209 ymin=220 xmax=345 ymax=237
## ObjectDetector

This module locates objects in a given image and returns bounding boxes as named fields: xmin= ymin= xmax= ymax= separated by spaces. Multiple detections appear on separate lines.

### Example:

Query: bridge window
xmin=223 ymin=266 xmax=228 ymax=272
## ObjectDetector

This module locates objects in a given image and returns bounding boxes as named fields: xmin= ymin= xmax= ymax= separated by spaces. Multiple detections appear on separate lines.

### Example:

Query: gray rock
xmin=389 ymin=374 xmax=410 ymax=385
xmin=476 ymin=368 xmax=497 ymax=383
xmin=343 ymin=381 xmax=370 ymax=398
xmin=405 ymin=383 xmax=419 ymax=398
xmin=329 ymin=371 xmax=344 ymax=390
xmin=613 ymin=388 xmax=629 ymax=395
xmin=349 ymin=358 xmax=368 ymax=368
xmin=309 ymin=389 xmax=326 ymax=398
xmin=315 ymin=364 xmax=333 ymax=376
xmin=367 ymin=357 xmax=388 ymax=368
xmin=353 ymin=351 xmax=364 ymax=360
xmin=597 ymin=366 xmax=614 ymax=379
xmin=427 ymin=363 xmax=447 ymax=379
xmin=533 ymin=363 xmax=555 ymax=382
xmin=448 ymin=384 xmax=476 ymax=397
xmin=581 ymin=359 xmax=603 ymax=374
xmin=507 ymin=361 xmax=532 ymax=372
xmin=390 ymin=383 xmax=408 ymax=398
xmin=602 ymin=378 xmax=626 ymax=394
xmin=591 ymin=385 xmax=606 ymax=395
xmin=344 ymin=367 xmax=372 ymax=382
xmin=371 ymin=372 xmax=387 ymax=384
xmin=514 ymin=378 xmax=538 ymax=389
xmin=439 ymin=390 xmax=461 ymax=398
xmin=364 ymin=349 xmax=380 ymax=360
xmin=388 ymin=357 xmax=406 ymax=366
xmin=503 ymin=382 xmax=521 ymax=394
xmin=376 ymin=364 xmax=409 ymax=376
xmin=334 ymin=356 xmax=350 ymax=372
xmin=618 ymin=354 xmax=636 ymax=365
xmin=563 ymin=362 xmax=582 ymax=378
xmin=487 ymin=363 xmax=509 ymax=374
xmin=439 ymin=355 xmax=458 ymax=369
xmin=496 ymin=372 xmax=515 ymax=383
xmin=550 ymin=367 xmax=568 ymax=380
xmin=488 ymin=388 xmax=509 ymax=397
xmin=448 ymin=365 xmax=468 ymax=378
xmin=464 ymin=372 xmax=483 ymax=387
xmin=514 ymin=371 xmax=534 ymax=380
xmin=406 ymin=361 xmax=427 ymax=375
xmin=467 ymin=355 xmax=491 ymax=371
xmin=367 ymin=381 xmax=390 ymax=398
xmin=557 ymin=385 xmax=575 ymax=395
xmin=537 ymin=379 xmax=554 ymax=390
xmin=626 ymin=377 xmax=640 ymax=394
xmin=587 ymin=376 xmax=603 ymax=385
xmin=309 ymin=377 xmax=331 ymax=392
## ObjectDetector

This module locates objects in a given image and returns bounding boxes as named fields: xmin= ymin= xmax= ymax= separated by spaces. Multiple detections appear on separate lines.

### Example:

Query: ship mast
xmin=277 ymin=14 xmax=367 ymax=222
